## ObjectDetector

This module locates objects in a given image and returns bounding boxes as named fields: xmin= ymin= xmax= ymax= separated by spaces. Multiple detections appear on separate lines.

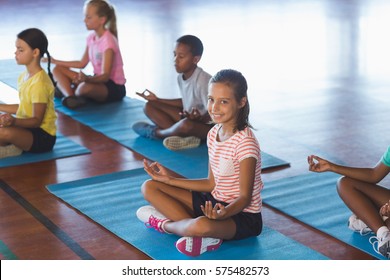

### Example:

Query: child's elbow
xmin=240 ymin=195 xmax=252 ymax=208
xmin=100 ymin=73 xmax=110 ymax=83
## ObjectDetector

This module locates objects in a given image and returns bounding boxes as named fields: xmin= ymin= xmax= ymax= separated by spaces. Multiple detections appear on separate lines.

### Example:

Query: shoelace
xmin=369 ymin=236 xmax=380 ymax=255
xmin=359 ymin=227 xmax=372 ymax=236
xmin=142 ymin=124 xmax=156 ymax=139
xmin=146 ymin=126 xmax=156 ymax=139
xmin=348 ymin=221 xmax=372 ymax=236
xmin=368 ymin=236 xmax=390 ymax=258
xmin=146 ymin=215 xmax=166 ymax=233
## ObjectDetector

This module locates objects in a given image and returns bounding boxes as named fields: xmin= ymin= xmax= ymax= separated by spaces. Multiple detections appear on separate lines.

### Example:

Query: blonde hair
xmin=85 ymin=0 xmax=118 ymax=38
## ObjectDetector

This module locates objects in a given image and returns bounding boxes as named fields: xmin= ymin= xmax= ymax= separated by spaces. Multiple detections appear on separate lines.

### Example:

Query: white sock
xmin=161 ymin=219 xmax=172 ymax=234
xmin=376 ymin=226 xmax=390 ymax=240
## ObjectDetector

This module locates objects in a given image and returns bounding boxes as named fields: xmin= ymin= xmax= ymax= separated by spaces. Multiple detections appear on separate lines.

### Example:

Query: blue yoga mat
xmin=47 ymin=168 xmax=327 ymax=260
xmin=0 ymin=133 xmax=90 ymax=168
xmin=262 ymin=172 xmax=388 ymax=260
xmin=0 ymin=240 xmax=18 ymax=260
xmin=54 ymin=97 xmax=289 ymax=179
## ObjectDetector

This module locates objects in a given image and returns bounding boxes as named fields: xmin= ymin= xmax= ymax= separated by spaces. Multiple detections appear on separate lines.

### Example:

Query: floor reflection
xmin=1 ymin=0 xmax=390 ymax=93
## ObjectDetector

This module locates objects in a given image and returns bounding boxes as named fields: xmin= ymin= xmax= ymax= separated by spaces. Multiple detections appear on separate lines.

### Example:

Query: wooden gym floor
xmin=0 ymin=0 xmax=389 ymax=260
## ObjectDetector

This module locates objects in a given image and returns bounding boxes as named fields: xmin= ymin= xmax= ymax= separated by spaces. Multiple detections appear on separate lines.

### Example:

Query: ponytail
xmin=45 ymin=51 xmax=55 ymax=86
xmin=108 ymin=4 xmax=118 ymax=38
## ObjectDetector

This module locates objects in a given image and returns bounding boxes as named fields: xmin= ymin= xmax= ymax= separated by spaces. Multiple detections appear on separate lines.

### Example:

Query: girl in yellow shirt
xmin=0 ymin=28 xmax=57 ymax=158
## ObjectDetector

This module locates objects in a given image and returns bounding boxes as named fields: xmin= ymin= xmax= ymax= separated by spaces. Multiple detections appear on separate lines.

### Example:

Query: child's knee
xmin=140 ymin=179 xmax=157 ymax=199
xmin=144 ymin=102 xmax=156 ymax=115
xmin=52 ymin=65 xmax=66 ymax=76
xmin=337 ymin=176 xmax=346 ymax=186
xmin=140 ymin=179 xmax=151 ymax=196
xmin=75 ymin=82 xmax=88 ymax=95
xmin=0 ymin=127 xmax=12 ymax=140
xmin=337 ymin=176 xmax=354 ymax=194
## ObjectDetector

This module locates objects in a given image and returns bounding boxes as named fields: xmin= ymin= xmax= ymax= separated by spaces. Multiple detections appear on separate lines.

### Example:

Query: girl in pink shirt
xmin=50 ymin=0 xmax=126 ymax=109
xmin=136 ymin=69 xmax=263 ymax=257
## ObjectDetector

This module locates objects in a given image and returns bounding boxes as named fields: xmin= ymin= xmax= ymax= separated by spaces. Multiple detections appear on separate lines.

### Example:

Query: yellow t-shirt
xmin=17 ymin=69 xmax=57 ymax=136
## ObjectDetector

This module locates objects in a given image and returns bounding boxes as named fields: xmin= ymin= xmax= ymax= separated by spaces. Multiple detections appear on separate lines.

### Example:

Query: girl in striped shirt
xmin=137 ymin=69 xmax=263 ymax=257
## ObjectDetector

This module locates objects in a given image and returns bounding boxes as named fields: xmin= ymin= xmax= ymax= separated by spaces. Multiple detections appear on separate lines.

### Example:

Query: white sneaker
xmin=348 ymin=214 xmax=373 ymax=235
xmin=369 ymin=231 xmax=390 ymax=259
xmin=0 ymin=145 xmax=22 ymax=159
xmin=175 ymin=236 xmax=222 ymax=257
xmin=136 ymin=205 xmax=166 ymax=223
xmin=163 ymin=136 xmax=201 ymax=151
xmin=348 ymin=214 xmax=389 ymax=235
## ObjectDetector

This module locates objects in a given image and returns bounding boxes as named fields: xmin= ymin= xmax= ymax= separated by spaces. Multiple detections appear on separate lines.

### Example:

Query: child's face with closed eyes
xmin=84 ymin=4 xmax=105 ymax=31
xmin=173 ymin=43 xmax=199 ymax=77
xmin=15 ymin=38 xmax=36 ymax=65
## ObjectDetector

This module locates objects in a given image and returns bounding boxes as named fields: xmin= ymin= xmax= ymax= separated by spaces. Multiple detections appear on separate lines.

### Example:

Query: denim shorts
xmin=192 ymin=191 xmax=263 ymax=240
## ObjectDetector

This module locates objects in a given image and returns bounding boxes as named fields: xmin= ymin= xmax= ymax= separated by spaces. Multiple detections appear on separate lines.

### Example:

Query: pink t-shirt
xmin=208 ymin=124 xmax=263 ymax=213
xmin=86 ymin=30 xmax=126 ymax=85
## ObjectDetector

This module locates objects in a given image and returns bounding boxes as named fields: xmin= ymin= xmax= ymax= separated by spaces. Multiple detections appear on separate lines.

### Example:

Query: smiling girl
xmin=0 ymin=28 xmax=56 ymax=158
xmin=135 ymin=69 xmax=263 ymax=257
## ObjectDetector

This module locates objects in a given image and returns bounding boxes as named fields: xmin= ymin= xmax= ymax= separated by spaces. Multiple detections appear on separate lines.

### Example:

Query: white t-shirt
xmin=177 ymin=66 xmax=211 ymax=115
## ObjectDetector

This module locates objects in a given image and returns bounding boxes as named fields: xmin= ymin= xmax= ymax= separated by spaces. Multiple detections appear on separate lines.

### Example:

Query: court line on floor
xmin=0 ymin=180 xmax=94 ymax=260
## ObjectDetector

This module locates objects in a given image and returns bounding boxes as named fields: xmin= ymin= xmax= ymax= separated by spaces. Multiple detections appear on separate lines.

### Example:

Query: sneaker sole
xmin=163 ymin=136 xmax=201 ymax=151
xmin=176 ymin=237 xmax=222 ymax=257
xmin=62 ymin=96 xmax=86 ymax=109
xmin=0 ymin=145 xmax=23 ymax=158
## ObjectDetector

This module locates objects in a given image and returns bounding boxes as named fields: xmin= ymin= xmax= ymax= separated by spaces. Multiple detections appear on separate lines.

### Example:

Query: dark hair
xmin=17 ymin=28 xmax=55 ymax=85
xmin=85 ymin=0 xmax=118 ymax=38
xmin=210 ymin=69 xmax=252 ymax=131
xmin=176 ymin=35 xmax=204 ymax=57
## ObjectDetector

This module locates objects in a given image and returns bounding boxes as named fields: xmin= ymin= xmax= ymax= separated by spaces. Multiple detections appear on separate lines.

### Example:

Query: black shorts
xmin=192 ymin=191 xmax=263 ymax=240
xmin=27 ymin=128 xmax=56 ymax=153
xmin=104 ymin=80 xmax=126 ymax=103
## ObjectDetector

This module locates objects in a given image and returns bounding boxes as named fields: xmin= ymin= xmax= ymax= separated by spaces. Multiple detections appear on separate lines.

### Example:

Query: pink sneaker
xmin=146 ymin=216 xmax=169 ymax=233
xmin=136 ymin=205 xmax=169 ymax=233
xmin=175 ymin=236 xmax=222 ymax=257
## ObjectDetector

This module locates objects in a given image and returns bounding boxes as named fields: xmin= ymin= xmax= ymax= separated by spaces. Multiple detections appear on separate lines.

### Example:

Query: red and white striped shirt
xmin=208 ymin=124 xmax=263 ymax=213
